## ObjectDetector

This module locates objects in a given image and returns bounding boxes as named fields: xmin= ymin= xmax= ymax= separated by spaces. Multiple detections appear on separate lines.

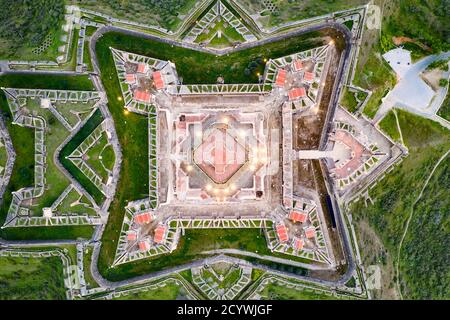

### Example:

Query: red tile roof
xmin=276 ymin=224 xmax=289 ymax=242
xmin=125 ymin=73 xmax=136 ymax=84
xmin=134 ymin=90 xmax=152 ymax=103
xmin=275 ymin=69 xmax=287 ymax=87
xmin=289 ymin=210 xmax=308 ymax=223
xmin=288 ymin=87 xmax=306 ymax=101
xmin=153 ymin=71 xmax=165 ymax=90
xmin=127 ymin=230 xmax=137 ymax=241
xmin=305 ymin=227 xmax=316 ymax=239
xmin=293 ymin=60 xmax=303 ymax=72
xmin=154 ymin=225 xmax=167 ymax=244
xmin=138 ymin=240 xmax=151 ymax=252
xmin=137 ymin=63 xmax=148 ymax=74
xmin=294 ymin=237 xmax=304 ymax=250
xmin=134 ymin=212 xmax=151 ymax=225
xmin=303 ymin=71 xmax=315 ymax=82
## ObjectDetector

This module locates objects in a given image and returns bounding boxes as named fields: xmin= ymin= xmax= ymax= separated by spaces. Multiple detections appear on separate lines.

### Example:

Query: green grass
xmin=340 ymin=87 xmax=359 ymax=113
xmin=53 ymin=101 xmax=96 ymax=128
xmin=82 ymin=246 xmax=99 ymax=289
xmin=100 ymin=144 xmax=115 ymax=171
xmin=59 ymin=109 xmax=106 ymax=205
xmin=352 ymin=50 xmax=396 ymax=119
xmin=0 ymin=141 xmax=8 ymax=171
xmin=378 ymin=110 xmax=401 ymax=142
xmin=0 ymin=0 xmax=65 ymax=60
xmin=193 ymin=19 xmax=245 ymax=46
xmin=55 ymin=187 xmax=96 ymax=216
xmin=0 ymin=74 xmax=95 ymax=91
xmin=83 ymin=40 xmax=94 ymax=71
xmin=112 ymin=281 xmax=187 ymax=300
xmin=259 ymin=282 xmax=340 ymax=300
xmin=437 ymin=92 xmax=450 ymax=121
xmin=350 ymin=110 xmax=450 ymax=299
xmin=85 ymin=132 xmax=111 ymax=183
xmin=0 ymin=255 xmax=66 ymax=299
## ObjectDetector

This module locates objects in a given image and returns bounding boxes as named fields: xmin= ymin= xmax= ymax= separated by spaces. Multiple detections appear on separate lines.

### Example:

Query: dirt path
xmin=395 ymin=148 xmax=450 ymax=299
xmin=392 ymin=36 xmax=432 ymax=52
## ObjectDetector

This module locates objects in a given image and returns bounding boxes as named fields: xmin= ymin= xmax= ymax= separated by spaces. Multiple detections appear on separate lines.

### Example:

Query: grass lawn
xmin=59 ymin=109 xmax=106 ymax=205
xmin=437 ymin=91 xmax=450 ymax=122
xmin=53 ymin=101 xmax=96 ymax=128
xmin=350 ymin=110 xmax=450 ymax=299
xmin=0 ymin=74 xmax=95 ymax=91
xmin=82 ymin=246 xmax=99 ymax=289
xmin=0 ymin=255 xmax=66 ymax=299
xmin=193 ymin=19 xmax=245 ymax=46
xmin=259 ymin=282 xmax=340 ymax=300
xmin=352 ymin=50 xmax=396 ymax=119
xmin=378 ymin=110 xmax=401 ymax=143
xmin=0 ymin=142 xmax=7 ymax=170
xmin=85 ymin=132 xmax=111 ymax=183
xmin=340 ymin=87 xmax=359 ymax=113
xmin=112 ymin=280 xmax=187 ymax=300
xmin=55 ymin=187 xmax=96 ymax=216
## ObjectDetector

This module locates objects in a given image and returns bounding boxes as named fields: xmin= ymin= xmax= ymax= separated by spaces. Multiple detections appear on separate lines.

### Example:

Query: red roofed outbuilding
xmin=134 ymin=90 xmax=152 ymax=103
xmin=289 ymin=210 xmax=308 ymax=223
xmin=293 ymin=60 xmax=303 ymax=72
xmin=294 ymin=237 xmax=304 ymax=250
xmin=138 ymin=240 xmax=151 ymax=252
xmin=137 ymin=63 xmax=149 ymax=74
xmin=154 ymin=225 xmax=167 ymax=244
xmin=303 ymin=71 xmax=315 ymax=83
xmin=153 ymin=71 xmax=165 ymax=90
xmin=127 ymin=230 xmax=137 ymax=241
xmin=125 ymin=73 xmax=136 ymax=85
xmin=305 ymin=227 xmax=316 ymax=239
xmin=275 ymin=69 xmax=287 ymax=87
xmin=288 ymin=87 xmax=306 ymax=101
xmin=276 ymin=224 xmax=289 ymax=242
xmin=134 ymin=212 xmax=152 ymax=225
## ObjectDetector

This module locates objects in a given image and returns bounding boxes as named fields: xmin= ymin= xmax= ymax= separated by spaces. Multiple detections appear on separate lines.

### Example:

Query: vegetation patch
xmin=350 ymin=110 xmax=450 ymax=299
xmin=0 ymin=0 xmax=65 ymax=60
xmin=0 ymin=255 xmax=66 ymax=299
xmin=378 ymin=110 xmax=401 ymax=142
